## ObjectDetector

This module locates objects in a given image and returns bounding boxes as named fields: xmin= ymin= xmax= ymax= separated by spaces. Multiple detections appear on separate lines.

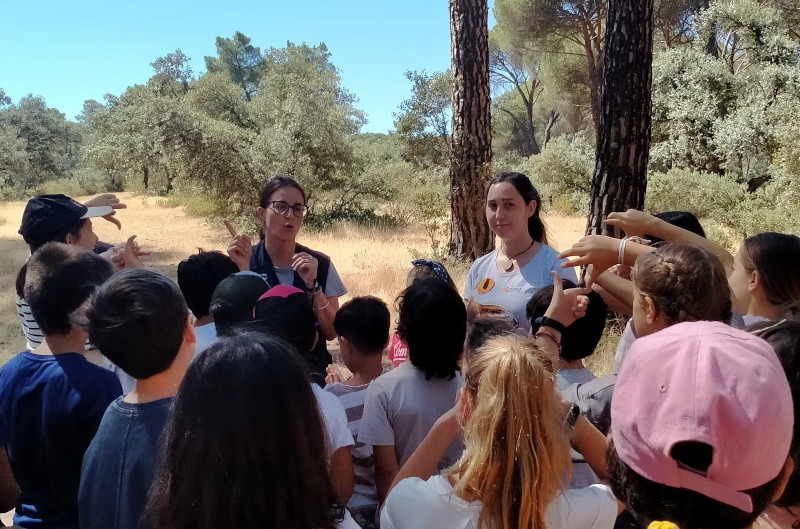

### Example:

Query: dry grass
xmin=0 ymin=193 xmax=617 ymax=374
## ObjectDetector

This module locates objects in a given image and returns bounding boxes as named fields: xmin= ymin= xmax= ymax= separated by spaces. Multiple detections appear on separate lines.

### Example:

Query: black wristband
xmin=534 ymin=316 xmax=567 ymax=334
xmin=564 ymin=403 xmax=581 ymax=429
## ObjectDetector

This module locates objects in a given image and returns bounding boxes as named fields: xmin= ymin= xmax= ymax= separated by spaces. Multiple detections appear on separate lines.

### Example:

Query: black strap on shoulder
xmin=250 ymin=242 xmax=331 ymax=292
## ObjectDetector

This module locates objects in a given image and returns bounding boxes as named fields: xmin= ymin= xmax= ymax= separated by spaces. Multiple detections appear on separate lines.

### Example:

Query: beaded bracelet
xmin=534 ymin=329 xmax=561 ymax=348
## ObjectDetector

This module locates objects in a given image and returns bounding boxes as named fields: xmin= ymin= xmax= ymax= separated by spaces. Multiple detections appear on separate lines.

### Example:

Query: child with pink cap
xmin=608 ymin=320 xmax=795 ymax=529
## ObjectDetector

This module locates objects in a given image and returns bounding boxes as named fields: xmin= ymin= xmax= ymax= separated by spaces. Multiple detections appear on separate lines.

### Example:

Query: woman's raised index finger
xmin=223 ymin=220 xmax=237 ymax=238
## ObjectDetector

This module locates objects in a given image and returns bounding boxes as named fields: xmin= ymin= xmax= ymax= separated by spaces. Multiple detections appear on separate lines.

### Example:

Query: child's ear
xmin=644 ymin=295 xmax=659 ymax=324
xmin=183 ymin=314 xmax=196 ymax=345
xmin=748 ymin=270 xmax=761 ymax=293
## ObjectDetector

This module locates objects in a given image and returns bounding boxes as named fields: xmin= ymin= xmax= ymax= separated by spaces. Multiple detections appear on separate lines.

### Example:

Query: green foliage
xmin=645 ymin=168 xmax=800 ymax=236
xmin=515 ymin=135 xmax=595 ymax=214
xmin=393 ymin=70 xmax=452 ymax=168
xmin=651 ymin=0 xmax=800 ymax=188
xmin=36 ymin=167 xmax=120 ymax=197
xmin=77 ymin=37 xmax=387 ymax=226
xmin=204 ymin=32 xmax=265 ymax=101
xmin=0 ymin=92 xmax=93 ymax=199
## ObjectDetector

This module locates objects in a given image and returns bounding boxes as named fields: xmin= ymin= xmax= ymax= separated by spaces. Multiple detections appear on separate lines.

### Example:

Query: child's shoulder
xmin=325 ymin=381 xmax=370 ymax=396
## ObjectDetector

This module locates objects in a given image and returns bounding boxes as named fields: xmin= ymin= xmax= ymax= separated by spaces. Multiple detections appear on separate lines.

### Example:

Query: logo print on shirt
xmin=477 ymin=277 xmax=495 ymax=294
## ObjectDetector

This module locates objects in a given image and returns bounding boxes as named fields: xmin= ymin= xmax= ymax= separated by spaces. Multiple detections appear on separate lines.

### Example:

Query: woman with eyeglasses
xmin=227 ymin=176 xmax=347 ymax=383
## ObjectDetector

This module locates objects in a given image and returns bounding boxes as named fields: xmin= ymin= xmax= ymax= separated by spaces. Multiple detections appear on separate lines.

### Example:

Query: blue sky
xmin=1 ymin=0 xmax=495 ymax=133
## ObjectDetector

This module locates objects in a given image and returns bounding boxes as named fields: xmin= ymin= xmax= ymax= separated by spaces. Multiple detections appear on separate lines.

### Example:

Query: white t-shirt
xmin=463 ymin=246 xmax=577 ymax=335
xmin=193 ymin=322 xmax=218 ymax=357
xmin=381 ymin=475 xmax=618 ymax=529
xmin=312 ymin=384 xmax=355 ymax=458
xmin=358 ymin=362 xmax=462 ymax=469
xmin=338 ymin=510 xmax=360 ymax=529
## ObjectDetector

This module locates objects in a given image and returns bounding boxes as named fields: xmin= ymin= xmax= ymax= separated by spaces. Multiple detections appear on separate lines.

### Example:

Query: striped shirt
xmin=16 ymin=296 xmax=43 ymax=351
xmin=324 ymin=382 xmax=376 ymax=511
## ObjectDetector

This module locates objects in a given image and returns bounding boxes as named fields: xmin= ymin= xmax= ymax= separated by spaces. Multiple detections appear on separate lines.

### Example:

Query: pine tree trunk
xmin=449 ymin=0 xmax=494 ymax=259
xmin=586 ymin=0 xmax=654 ymax=236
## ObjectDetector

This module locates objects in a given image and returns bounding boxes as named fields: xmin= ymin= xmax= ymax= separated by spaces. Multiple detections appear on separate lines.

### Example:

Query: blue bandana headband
xmin=411 ymin=259 xmax=452 ymax=285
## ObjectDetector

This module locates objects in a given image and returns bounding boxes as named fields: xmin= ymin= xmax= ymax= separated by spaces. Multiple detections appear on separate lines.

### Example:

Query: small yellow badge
xmin=477 ymin=277 xmax=495 ymax=294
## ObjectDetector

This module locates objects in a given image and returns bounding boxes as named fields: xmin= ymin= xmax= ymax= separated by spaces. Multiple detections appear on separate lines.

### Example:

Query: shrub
xmin=514 ymin=135 xmax=595 ymax=214
xmin=35 ymin=168 xmax=122 ymax=198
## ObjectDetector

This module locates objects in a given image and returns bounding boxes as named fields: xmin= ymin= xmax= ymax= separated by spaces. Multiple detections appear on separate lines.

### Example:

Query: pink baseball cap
xmin=611 ymin=321 xmax=793 ymax=513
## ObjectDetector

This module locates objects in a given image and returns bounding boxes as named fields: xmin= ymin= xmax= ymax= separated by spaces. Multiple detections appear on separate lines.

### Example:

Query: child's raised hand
xmin=604 ymin=209 xmax=657 ymax=238
xmin=544 ymin=271 xmax=590 ymax=328
xmin=120 ymin=235 xmax=145 ymax=269
xmin=224 ymin=220 xmax=252 ymax=272
xmin=84 ymin=193 xmax=127 ymax=230
xmin=325 ymin=365 xmax=346 ymax=385
xmin=559 ymin=235 xmax=620 ymax=288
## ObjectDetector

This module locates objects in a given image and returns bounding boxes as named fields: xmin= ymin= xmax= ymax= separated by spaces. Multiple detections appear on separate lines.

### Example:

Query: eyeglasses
xmin=265 ymin=201 xmax=309 ymax=218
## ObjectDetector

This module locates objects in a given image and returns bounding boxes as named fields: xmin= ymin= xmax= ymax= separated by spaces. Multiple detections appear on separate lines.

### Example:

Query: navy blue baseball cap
xmin=18 ymin=194 xmax=113 ymax=246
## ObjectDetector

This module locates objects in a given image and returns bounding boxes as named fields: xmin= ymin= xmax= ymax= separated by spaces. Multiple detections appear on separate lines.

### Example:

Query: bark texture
xmin=586 ymin=0 xmax=654 ymax=236
xmin=449 ymin=0 xmax=494 ymax=259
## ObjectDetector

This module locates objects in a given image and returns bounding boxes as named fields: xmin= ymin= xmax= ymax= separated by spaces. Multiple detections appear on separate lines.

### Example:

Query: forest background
xmin=4 ymin=0 xmax=800 ymax=244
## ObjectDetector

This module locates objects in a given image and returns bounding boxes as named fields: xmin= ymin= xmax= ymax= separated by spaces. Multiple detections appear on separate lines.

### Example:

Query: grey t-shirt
xmin=273 ymin=262 xmax=347 ymax=298
xmin=558 ymin=368 xmax=601 ymax=489
xmin=358 ymin=362 xmax=463 ymax=469
xmin=463 ymin=246 xmax=577 ymax=334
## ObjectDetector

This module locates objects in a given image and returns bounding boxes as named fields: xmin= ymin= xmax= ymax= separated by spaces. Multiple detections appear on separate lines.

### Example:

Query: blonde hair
xmin=449 ymin=334 xmax=571 ymax=529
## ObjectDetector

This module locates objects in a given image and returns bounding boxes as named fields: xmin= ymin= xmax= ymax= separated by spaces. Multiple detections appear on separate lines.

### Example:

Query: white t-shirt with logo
xmin=463 ymin=246 xmax=577 ymax=335
xmin=381 ymin=474 xmax=618 ymax=529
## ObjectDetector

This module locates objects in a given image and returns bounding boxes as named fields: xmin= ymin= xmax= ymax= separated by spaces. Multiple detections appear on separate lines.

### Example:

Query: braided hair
xmin=633 ymin=243 xmax=732 ymax=326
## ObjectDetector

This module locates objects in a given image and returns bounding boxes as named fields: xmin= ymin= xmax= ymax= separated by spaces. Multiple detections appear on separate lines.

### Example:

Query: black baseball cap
xmin=18 ymin=194 xmax=113 ymax=246
xmin=209 ymin=272 xmax=270 ymax=331
xmin=254 ymin=285 xmax=317 ymax=353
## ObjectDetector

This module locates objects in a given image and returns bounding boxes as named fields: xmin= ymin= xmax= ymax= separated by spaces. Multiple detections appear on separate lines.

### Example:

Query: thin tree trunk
xmin=586 ymin=0 xmax=654 ymax=236
xmin=449 ymin=0 xmax=494 ymax=260
xmin=544 ymin=110 xmax=560 ymax=149
xmin=524 ymin=101 xmax=541 ymax=155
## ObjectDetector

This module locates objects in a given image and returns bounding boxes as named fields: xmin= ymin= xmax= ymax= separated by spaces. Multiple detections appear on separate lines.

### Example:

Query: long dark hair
xmin=487 ymin=172 xmax=548 ymax=245
xmin=748 ymin=319 xmax=800 ymax=508
xmin=741 ymin=233 xmax=800 ymax=316
xmin=258 ymin=176 xmax=307 ymax=240
xmin=144 ymin=331 xmax=342 ymax=529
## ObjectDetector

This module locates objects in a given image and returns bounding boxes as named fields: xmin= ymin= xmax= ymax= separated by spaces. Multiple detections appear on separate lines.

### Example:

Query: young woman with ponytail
xmin=463 ymin=172 xmax=577 ymax=335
